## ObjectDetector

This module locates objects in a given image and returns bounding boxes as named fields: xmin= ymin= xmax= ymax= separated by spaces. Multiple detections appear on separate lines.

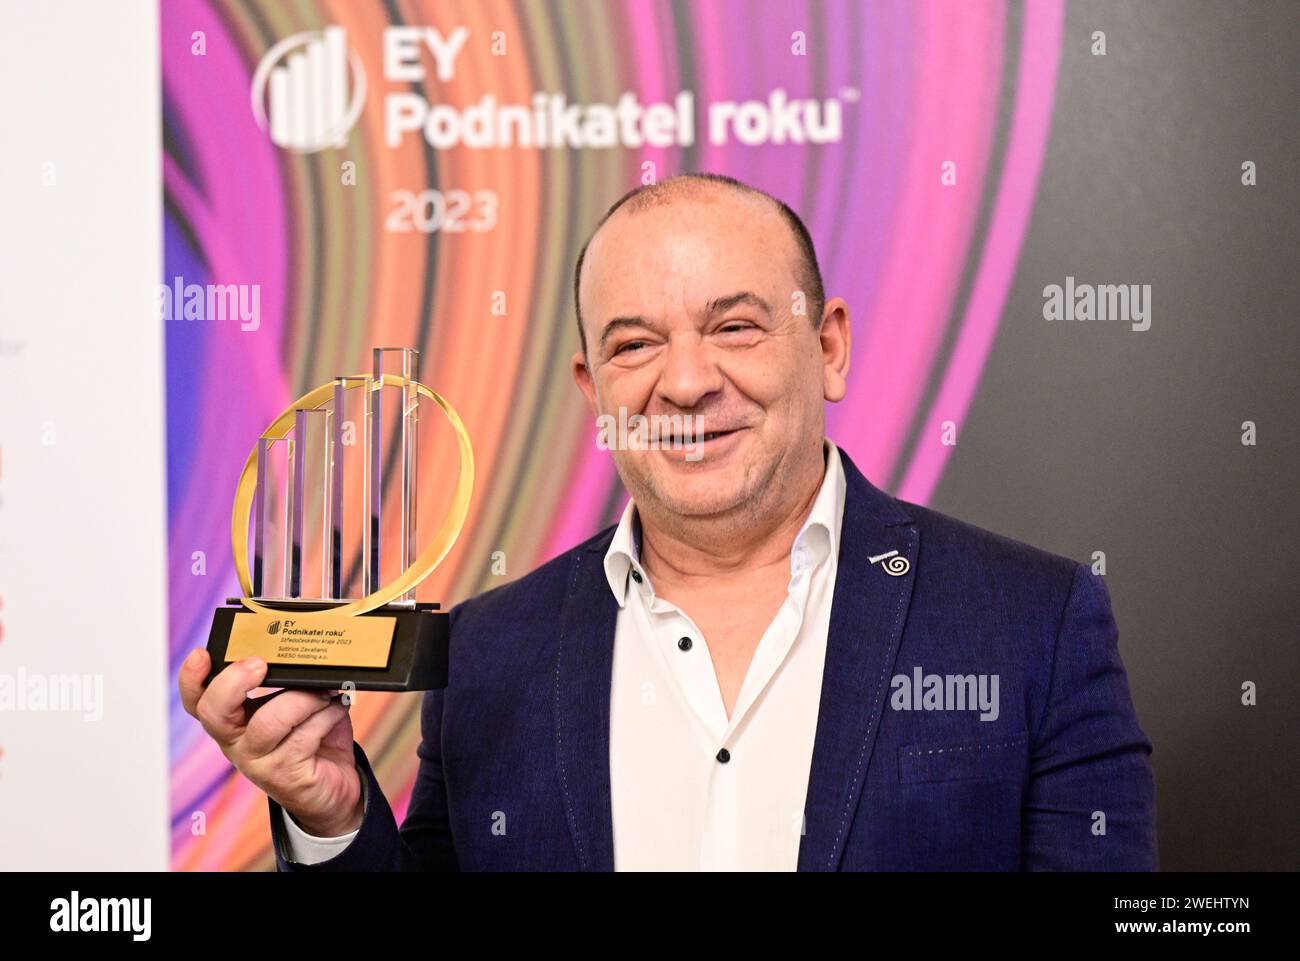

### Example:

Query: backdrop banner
xmin=162 ymin=0 xmax=1066 ymax=870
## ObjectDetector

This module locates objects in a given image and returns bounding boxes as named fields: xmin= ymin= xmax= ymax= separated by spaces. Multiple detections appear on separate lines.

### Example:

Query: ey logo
xmin=250 ymin=26 xmax=366 ymax=151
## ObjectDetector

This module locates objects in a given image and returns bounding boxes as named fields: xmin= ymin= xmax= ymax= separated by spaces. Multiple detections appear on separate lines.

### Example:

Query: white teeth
xmin=661 ymin=430 xmax=730 ymax=443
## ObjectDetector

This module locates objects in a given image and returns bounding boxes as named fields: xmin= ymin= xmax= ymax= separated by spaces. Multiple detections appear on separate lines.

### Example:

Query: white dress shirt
xmin=605 ymin=438 xmax=844 ymax=870
xmin=284 ymin=439 xmax=846 ymax=870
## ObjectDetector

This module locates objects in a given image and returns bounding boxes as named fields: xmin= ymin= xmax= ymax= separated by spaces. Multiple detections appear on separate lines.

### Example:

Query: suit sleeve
xmin=268 ymin=686 xmax=459 ymax=872
xmin=1022 ymin=562 xmax=1158 ymax=870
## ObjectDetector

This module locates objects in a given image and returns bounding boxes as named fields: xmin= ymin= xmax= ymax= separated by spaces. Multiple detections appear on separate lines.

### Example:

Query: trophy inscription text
xmin=225 ymin=612 xmax=397 ymax=668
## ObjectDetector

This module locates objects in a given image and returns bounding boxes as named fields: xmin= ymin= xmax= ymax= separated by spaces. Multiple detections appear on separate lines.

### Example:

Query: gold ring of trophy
xmin=232 ymin=374 xmax=473 ymax=616
xmin=204 ymin=348 xmax=474 ymax=691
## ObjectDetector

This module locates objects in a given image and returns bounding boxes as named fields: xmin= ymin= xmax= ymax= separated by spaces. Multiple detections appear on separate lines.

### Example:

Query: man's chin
xmin=615 ymin=447 xmax=764 ymax=518
xmin=639 ymin=479 xmax=751 ymax=520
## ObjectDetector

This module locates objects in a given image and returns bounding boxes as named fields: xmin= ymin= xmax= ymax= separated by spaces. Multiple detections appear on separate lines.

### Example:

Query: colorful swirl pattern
xmin=164 ymin=0 xmax=1063 ymax=869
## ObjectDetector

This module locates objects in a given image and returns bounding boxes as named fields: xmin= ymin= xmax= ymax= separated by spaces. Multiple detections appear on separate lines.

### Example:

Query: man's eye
xmin=614 ymin=340 xmax=647 ymax=355
xmin=718 ymin=321 xmax=756 ymax=334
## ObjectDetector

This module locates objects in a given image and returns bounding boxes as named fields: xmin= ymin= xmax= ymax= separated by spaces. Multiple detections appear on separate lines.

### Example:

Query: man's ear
xmin=572 ymin=349 xmax=599 ymax=415
xmin=820 ymin=297 xmax=851 ymax=402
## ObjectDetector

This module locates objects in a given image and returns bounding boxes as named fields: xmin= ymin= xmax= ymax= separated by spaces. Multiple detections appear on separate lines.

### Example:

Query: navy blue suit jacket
xmin=269 ymin=447 xmax=1157 ymax=871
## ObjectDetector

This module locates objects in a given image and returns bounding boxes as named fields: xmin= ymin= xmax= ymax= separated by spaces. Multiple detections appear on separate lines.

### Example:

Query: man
xmin=180 ymin=173 xmax=1157 ymax=871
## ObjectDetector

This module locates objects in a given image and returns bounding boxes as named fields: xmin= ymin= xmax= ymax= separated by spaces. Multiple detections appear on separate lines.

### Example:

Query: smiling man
xmin=181 ymin=172 xmax=1157 ymax=871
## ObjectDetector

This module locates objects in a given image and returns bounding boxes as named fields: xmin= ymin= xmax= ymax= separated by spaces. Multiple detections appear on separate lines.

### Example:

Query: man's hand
xmin=178 ymin=648 xmax=364 ymax=838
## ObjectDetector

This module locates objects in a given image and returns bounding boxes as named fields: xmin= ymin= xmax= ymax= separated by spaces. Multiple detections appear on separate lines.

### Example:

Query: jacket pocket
xmin=898 ymin=732 xmax=1028 ymax=784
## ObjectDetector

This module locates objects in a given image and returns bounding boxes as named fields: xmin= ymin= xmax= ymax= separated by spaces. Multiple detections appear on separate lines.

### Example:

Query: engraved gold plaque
xmin=225 ymin=612 xmax=398 ymax=668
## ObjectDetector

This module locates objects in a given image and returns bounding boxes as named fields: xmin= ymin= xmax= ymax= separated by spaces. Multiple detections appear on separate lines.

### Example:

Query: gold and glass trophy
xmin=205 ymin=347 xmax=473 ymax=691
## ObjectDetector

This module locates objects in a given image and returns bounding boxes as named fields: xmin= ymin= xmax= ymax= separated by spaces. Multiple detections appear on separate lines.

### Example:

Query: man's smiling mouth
xmin=667 ymin=426 xmax=745 ymax=446
xmin=676 ymin=429 xmax=738 ymax=444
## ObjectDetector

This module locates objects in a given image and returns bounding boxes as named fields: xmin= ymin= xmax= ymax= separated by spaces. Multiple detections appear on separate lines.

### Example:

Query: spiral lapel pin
xmin=868 ymin=549 xmax=910 ymax=577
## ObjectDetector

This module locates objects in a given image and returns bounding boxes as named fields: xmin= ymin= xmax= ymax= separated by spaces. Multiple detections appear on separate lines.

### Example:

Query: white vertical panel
xmin=0 ymin=0 xmax=167 ymax=870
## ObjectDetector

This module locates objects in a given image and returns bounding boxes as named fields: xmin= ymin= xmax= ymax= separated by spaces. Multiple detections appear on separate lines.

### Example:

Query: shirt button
xmin=630 ymin=569 xmax=643 ymax=584
xmin=677 ymin=636 xmax=692 ymax=651
xmin=716 ymin=748 xmax=731 ymax=764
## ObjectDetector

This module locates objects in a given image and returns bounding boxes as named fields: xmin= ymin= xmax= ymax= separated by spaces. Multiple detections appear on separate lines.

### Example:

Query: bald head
xmin=573 ymin=174 xmax=824 ymax=359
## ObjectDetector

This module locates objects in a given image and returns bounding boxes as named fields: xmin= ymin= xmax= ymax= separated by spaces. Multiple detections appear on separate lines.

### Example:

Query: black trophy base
xmin=205 ymin=601 xmax=449 ymax=692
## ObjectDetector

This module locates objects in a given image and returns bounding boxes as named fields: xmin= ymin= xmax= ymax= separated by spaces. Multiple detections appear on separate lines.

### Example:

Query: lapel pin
xmin=868 ymin=549 xmax=910 ymax=577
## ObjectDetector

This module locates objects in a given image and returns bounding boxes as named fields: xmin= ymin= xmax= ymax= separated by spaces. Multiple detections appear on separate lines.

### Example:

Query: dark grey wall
xmin=931 ymin=0 xmax=1300 ymax=871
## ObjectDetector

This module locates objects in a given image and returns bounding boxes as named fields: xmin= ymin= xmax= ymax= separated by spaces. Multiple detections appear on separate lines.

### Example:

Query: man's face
xmin=572 ymin=189 xmax=846 ymax=524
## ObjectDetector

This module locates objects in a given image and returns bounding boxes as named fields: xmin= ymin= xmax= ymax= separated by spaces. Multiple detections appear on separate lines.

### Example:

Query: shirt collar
xmin=602 ymin=438 xmax=847 ymax=607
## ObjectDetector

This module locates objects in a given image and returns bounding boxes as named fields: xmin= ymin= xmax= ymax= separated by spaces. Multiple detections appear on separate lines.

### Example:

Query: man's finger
xmin=194 ymin=656 xmax=270 ymax=747
xmin=275 ymin=697 xmax=353 ymax=764
xmin=241 ymin=689 xmax=336 ymax=759
xmin=177 ymin=648 xmax=211 ymax=718
xmin=258 ymin=699 xmax=351 ymax=773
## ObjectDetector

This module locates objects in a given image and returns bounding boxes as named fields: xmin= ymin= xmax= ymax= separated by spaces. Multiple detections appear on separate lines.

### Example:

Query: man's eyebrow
xmin=705 ymin=291 xmax=771 ymax=317
xmin=598 ymin=316 xmax=655 ymax=352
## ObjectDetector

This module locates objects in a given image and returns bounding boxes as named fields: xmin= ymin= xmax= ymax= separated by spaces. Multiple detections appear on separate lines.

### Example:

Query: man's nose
xmin=655 ymin=332 xmax=723 ymax=410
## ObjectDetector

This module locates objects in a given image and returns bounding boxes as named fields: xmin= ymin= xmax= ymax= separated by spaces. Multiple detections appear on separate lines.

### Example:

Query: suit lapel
xmin=798 ymin=447 xmax=918 ymax=870
xmin=553 ymin=532 xmax=619 ymax=871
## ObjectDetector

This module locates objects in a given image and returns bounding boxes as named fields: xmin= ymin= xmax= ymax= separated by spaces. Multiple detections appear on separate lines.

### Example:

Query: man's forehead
xmin=597 ymin=183 xmax=782 ymax=247
xmin=581 ymin=190 xmax=798 ymax=303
